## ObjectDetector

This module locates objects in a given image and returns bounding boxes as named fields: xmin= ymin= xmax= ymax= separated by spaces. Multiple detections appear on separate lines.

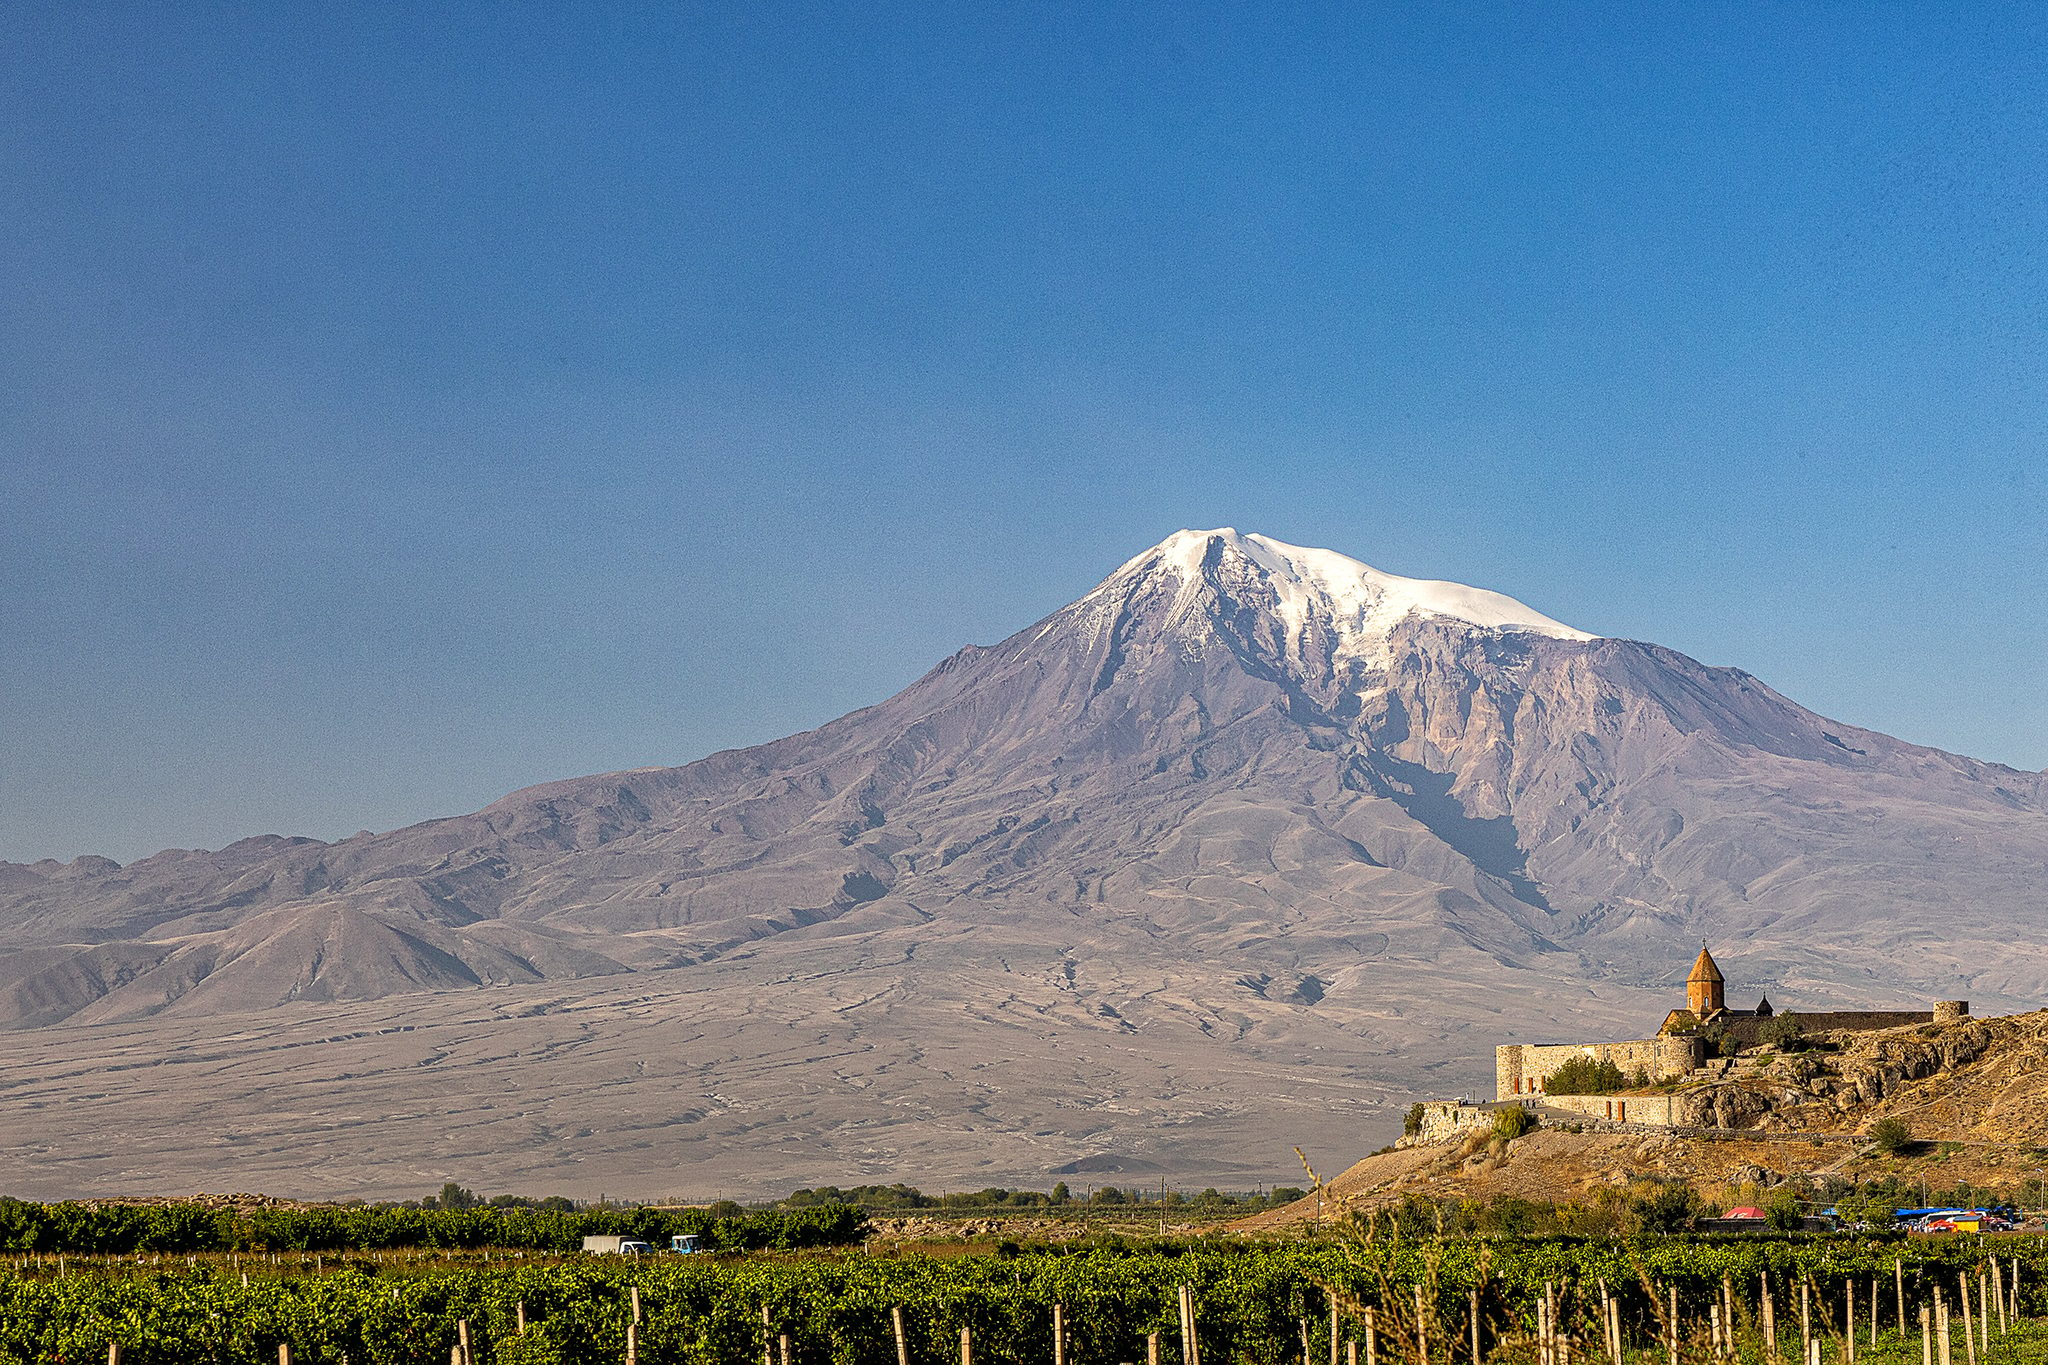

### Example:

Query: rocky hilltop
xmin=1673 ymin=1008 xmax=2048 ymax=1141
xmin=1244 ymin=1009 xmax=2048 ymax=1228
xmin=1 ymin=529 xmax=2042 ymax=1198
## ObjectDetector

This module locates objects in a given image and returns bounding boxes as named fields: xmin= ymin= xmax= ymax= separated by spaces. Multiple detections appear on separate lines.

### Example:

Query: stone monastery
xmin=1490 ymin=946 xmax=1968 ymax=1125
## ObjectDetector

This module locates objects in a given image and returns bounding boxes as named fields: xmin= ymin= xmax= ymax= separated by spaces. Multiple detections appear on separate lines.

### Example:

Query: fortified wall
xmin=1495 ymin=1036 xmax=1701 ymax=1100
xmin=1405 ymin=1101 xmax=1497 ymax=1145
xmin=1489 ymin=944 xmax=1970 ymax=1109
xmin=1713 ymin=1004 xmax=1966 ymax=1050
xmin=1535 ymin=1091 xmax=1683 ymax=1126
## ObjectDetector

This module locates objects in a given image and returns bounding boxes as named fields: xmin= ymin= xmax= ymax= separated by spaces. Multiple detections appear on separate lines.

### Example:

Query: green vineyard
xmin=3 ymin=1235 xmax=2043 ymax=1365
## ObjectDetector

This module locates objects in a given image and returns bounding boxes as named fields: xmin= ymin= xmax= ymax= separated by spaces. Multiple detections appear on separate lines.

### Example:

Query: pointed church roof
xmin=1688 ymin=945 xmax=1724 ymax=984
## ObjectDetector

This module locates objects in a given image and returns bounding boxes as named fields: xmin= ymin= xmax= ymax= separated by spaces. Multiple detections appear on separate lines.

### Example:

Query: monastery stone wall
xmin=1495 ymin=1036 xmax=1702 ymax=1101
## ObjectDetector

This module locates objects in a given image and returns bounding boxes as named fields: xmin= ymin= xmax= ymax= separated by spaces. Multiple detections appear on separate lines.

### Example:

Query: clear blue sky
xmin=4 ymin=4 xmax=2044 ymax=864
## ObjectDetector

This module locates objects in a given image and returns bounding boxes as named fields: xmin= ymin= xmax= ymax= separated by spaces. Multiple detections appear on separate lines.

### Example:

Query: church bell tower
xmin=1687 ymin=945 xmax=1726 ymax=1017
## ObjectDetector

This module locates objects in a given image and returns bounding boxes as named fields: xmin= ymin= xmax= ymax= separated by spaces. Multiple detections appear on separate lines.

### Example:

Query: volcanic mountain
xmin=2 ymin=529 xmax=2043 ymax=1198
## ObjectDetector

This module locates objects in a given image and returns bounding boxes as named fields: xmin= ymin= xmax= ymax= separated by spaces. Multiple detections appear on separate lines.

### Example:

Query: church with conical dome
xmin=1658 ymin=944 xmax=1774 ymax=1035
xmin=1494 ymin=945 xmax=1968 ymax=1104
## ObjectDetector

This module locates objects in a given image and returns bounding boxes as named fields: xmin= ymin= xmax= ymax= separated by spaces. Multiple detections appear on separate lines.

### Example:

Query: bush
xmin=1543 ymin=1056 xmax=1629 ymax=1095
xmin=1869 ymin=1117 xmax=1915 ymax=1156
xmin=1404 ymin=1103 xmax=1425 ymax=1138
xmin=1492 ymin=1107 xmax=1536 ymax=1140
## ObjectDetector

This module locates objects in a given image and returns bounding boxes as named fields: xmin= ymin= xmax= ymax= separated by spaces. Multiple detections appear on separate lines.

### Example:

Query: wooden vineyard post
xmin=1979 ymin=1272 xmax=1991 ymax=1354
xmin=278 ymin=1348 xmax=292 ymax=1365
xmin=1347 ymin=1340 xmax=1357 ymax=1365
xmin=1763 ymin=1274 xmax=1778 ymax=1365
xmin=1149 ymin=1333 xmax=1160 ymax=1365
xmin=106 ymin=1348 xmax=120 ymax=1365
xmin=1672 ymin=1283 xmax=1683 ymax=1365
xmin=764 ymin=1307 xmax=775 ymax=1365
xmin=1723 ymin=1276 xmax=1736 ymax=1356
xmin=460 ymin=1319 xmax=475 ymax=1365
xmin=1299 ymin=1317 xmax=1312 ymax=1365
xmin=1871 ymin=1279 xmax=1878 ymax=1345
xmin=1055 ymin=1303 xmax=1067 ymax=1365
xmin=1801 ymin=1282 xmax=1812 ymax=1362
xmin=1365 ymin=1306 xmax=1378 ymax=1365
xmin=1959 ymin=1276 xmax=1977 ymax=1365
xmin=626 ymin=1323 xmax=639 ymax=1365
xmin=1469 ymin=1289 xmax=1481 ymax=1365
xmin=1921 ymin=1307 xmax=1932 ymax=1365
xmin=517 ymin=1301 xmax=527 ymax=1335
xmin=1330 ymin=1303 xmax=1340 ymax=1365
xmin=1178 ymin=1286 xmax=1195 ymax=1365
xmin=893 ymin=1308 xmax=911 ymax=1365
xmin=1992 ymin=1262 xmax=2006 ymax=1335
xmin=1898 ymin=1260 xmax=1908 ymax=1337
xmin=632 ymin=1286 xmax=642 ymax=1325
xmin=1847 ymin=1280 xmax=1856 ymax=1365
xmin=960 ymin=1327 xmax=972 ymax=1365
xmin=1415 ymin=1283 xmax=1429 ymax=1365
xmin=779 ymin=1334 xmax=792 ymax=1365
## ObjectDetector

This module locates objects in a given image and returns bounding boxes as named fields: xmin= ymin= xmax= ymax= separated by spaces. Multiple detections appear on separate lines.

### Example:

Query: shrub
xmin=1869 ymin=1117 xmax=1915 ymax=1156
xmin=1492 ymin=1106 xmax=1536 ymax=1140
xmin=1404 ymin=1103 xmax=1425 ymax=1138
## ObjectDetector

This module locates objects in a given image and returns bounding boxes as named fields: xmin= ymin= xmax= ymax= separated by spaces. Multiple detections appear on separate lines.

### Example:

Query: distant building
xmin=1658 ymin=945 xmax=1772 ymax=1037
xmin=1494 ymin=945 xmax=1968 ymax=1103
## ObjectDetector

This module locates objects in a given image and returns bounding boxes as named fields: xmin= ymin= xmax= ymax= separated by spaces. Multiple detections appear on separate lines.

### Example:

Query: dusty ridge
xmin=1244 ymin=1010 xmax=2048 ymax=1230
xmin=2 ymin=529 xmax=2043 ymax=1196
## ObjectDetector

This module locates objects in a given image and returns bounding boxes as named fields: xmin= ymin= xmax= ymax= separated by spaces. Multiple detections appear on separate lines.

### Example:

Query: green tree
xmin=1543 ymin=1056 xmax=1629 ymax=1095
xmin=1834 ymin=1192 xmax=1897 ymax=1228
xmin=1628 ymin=1181 xmax=1704 ymax=1233
xmin=1762 ymin=1013 xmax=1806 ymax=1048
xmin=1403 ymin=1103 xmax=1426 ymax=1137
xmin=1765 ymin=1187 xmax=1805 ymax=1231
xmin=432 ymin=1183 xmax=478 ymax=1211
xmin=1869 ymin=1117 xmax=1915 ymax=1156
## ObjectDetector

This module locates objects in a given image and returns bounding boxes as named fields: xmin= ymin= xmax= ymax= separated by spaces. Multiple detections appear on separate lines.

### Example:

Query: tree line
xmin=0 ymin=1197 xmax=867 ymax=1254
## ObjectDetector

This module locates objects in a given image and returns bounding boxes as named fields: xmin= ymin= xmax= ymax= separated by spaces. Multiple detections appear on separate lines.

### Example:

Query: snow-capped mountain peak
xmin=1109 ymin=528 xmax=1595 ymax=665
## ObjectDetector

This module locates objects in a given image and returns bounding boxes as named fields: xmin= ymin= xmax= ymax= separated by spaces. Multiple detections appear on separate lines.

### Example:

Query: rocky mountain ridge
xmin=0 ymin=527 xmax=2042 ymax=1198
xmin=4 ymin=528 xmax=2042 ymax=1032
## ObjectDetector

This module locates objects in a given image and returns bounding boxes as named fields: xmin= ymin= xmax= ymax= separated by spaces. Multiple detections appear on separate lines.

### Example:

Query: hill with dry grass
xmin=1244 ymin=1009 xmax=2048 ymax=1230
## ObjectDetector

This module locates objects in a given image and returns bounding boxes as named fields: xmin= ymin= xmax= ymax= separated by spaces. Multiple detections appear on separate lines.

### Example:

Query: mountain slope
xmin=4 ymin=528 xmax=2042 ymax=1035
